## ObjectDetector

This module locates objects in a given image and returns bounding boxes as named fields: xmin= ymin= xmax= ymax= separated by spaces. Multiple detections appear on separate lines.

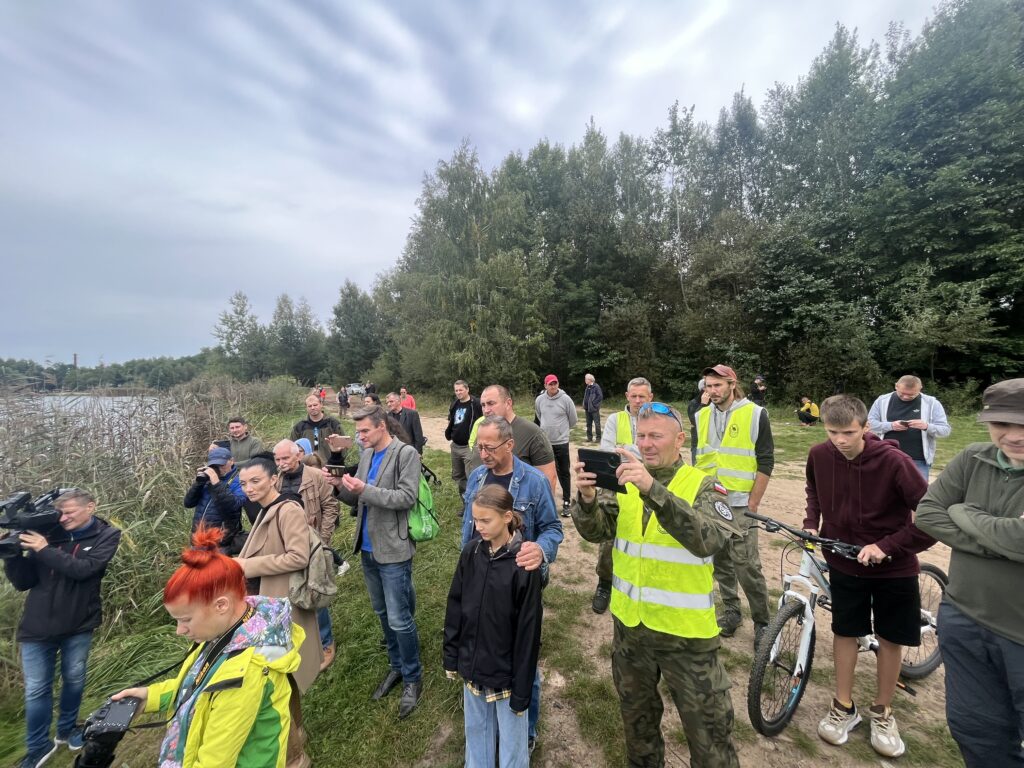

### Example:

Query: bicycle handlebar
xmin=743 ymin=511 xmax=863 ymax=561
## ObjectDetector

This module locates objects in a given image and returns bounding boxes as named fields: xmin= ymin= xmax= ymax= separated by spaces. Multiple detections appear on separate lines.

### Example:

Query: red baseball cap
xmin=544 ymin=374 xmax=559 ymax=386
xmin=701 ymin=364 xmax=738 ymax=381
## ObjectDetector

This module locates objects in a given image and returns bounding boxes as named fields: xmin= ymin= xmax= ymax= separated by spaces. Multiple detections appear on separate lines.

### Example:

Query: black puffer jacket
xmin=443 ymin=533 xmax=542 ymax=712
xmin=3 ymin=516 xmax=121 ymax=641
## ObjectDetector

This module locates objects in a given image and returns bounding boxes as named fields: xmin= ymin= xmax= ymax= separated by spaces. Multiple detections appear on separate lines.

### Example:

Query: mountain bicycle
xmin=744 ymin=511 xmax=947 ymax=736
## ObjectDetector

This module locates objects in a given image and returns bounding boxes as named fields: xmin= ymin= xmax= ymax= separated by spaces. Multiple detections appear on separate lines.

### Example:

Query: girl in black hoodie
xmin=443 ymin=485 xmax=542 ymax=768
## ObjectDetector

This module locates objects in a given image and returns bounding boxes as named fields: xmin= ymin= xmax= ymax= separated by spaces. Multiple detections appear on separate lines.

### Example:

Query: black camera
xmin=0 ymin=488 xmax=67 ymax=558
xmin=74 ymin=696 xmax=142 ymax=768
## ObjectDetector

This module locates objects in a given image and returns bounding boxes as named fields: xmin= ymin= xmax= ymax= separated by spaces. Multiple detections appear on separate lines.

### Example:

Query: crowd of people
xmin=4 ymin=372 xmax=1022 ymax=768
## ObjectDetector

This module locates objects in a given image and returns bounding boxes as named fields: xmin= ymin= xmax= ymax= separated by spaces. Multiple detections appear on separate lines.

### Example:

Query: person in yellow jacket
xmin=696 ymin=364 xmax=775 ymax=648
xmin=797 ymin=397 xmax=820 ymax=426
xmin=571 ymin=402 xmax=742 ymax=768
xmin=113 ymin=526 xmax=306 ymax=768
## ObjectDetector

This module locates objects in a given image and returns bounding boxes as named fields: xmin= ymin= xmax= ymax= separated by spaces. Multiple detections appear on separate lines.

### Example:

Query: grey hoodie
xmin=535 ymin=389 xmax=578 ymax=445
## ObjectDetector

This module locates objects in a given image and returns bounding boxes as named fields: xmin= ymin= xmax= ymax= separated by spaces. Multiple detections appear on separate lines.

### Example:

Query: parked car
xmin=346 ymin=383 xmax=366 ymax=396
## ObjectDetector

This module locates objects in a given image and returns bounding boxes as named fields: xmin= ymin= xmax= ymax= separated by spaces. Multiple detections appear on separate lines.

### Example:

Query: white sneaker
xmin=337 ymin=561 xmax=351 ymax=578
xmin=868 ymin=704 xmax=906 ymax=758
xmin=818 ymin=699 xmax=861 ymax=745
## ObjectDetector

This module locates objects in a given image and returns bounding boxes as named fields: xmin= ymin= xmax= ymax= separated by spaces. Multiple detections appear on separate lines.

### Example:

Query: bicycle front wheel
xmin=747 ymin=599 xmax=816 ymax=736
xmin=900 ymin=563 xmax=948 ymax=679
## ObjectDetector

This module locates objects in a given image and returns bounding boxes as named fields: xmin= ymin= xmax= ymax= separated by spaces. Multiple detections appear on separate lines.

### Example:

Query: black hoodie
xmin=4 ymin=516 xmax=121 ymax=641
xmin=443 ymin=532 xmax=542 ymax=712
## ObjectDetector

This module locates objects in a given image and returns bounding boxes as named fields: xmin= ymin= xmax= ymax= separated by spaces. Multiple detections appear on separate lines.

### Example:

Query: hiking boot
xmin=371 ymin=669 xmax=402 ymax=700
xmin=18 ymin=741 xmax=58 ymax=768
xmin=717 ymin=608 xmax=742 ymax=637
xmin=868 ymin=704 xmax=906 ymax=758
xmin=56 ymin=728 xmax=84 ymax=751
xmin=753 ymin=623 xmax=768 ymax=651
xmin=592 ymin=581 xmax=612 ymax=614
xmin=818 ymin=698 xmax=861 ymax=745
xmin=398 ymin=681 xmax=422 ymax=719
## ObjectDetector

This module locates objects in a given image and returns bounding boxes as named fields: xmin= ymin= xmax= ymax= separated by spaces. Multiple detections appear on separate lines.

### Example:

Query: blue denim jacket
xmin=461 ymin=456 xmax=563 ymax=565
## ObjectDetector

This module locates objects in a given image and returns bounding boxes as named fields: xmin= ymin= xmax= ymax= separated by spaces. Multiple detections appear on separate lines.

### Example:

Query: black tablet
xmin=577 ymin=448 xmax=624 ymax=492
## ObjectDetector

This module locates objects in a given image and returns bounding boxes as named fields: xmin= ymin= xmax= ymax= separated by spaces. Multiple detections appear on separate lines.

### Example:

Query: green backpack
xmin=396 ymin=445 xmax=440 ymax=542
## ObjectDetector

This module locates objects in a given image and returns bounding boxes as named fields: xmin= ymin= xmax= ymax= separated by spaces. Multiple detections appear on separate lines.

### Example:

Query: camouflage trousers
xmin=596 ymin=539 xmax=613 ymax=583
xmin=611 ymin=620 xmax=739 ymax=768
xmin=713 ymin=507 xmax=771 ymax=625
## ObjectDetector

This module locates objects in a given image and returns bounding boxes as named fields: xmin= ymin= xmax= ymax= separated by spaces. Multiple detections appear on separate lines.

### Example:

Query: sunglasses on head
xmin=638 ymin=402 xmax=682 ymax=427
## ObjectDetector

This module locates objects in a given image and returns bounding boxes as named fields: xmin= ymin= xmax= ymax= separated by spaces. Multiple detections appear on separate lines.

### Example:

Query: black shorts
xmin=829 ymin=569 xmax=921 ymax=647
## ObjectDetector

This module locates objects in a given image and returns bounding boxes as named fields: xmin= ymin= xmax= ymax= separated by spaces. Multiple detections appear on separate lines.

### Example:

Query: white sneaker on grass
xmin=868 ymin=704 xmax=906 ymax=758
xmin=818 ymin=698 xmax=861 ymax=745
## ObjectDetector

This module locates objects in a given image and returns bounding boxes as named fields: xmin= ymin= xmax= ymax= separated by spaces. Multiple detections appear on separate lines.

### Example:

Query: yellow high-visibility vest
xmin=468 ymin=416 xmax=486 ymax=448
xmin=695 ymin=402 xmax=759 ymax=492
xmin=609 ymin=465 xmax=718 ymax=638
xmin=615 ymin=410 xmax=634 ymax=445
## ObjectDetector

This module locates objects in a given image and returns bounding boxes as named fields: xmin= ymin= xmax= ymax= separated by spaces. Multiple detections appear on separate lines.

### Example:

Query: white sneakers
xmin=818 ymin=699 xmax=862 ymax=745
xmin=818 ymin=699 xmax=906 ymax=758
xmin=868 ymin=704 xmax=907 ymax=758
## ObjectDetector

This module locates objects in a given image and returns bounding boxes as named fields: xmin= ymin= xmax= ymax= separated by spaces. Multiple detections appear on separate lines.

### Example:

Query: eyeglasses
xmin=477 ymin=439 xmax=512 ymax=455
xmin=638 ymin=402 xmax=682 ymax=427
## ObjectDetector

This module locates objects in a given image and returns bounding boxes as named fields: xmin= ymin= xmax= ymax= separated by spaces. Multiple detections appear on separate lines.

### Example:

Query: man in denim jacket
xmin=461 ymin=415 xmax=563 ymax=752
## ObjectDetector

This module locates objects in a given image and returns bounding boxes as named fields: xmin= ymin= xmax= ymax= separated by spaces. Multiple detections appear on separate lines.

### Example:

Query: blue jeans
xmin=21 ymin=632 xmax=94 ymax=753
xmin=939 ymin=600 xmax=1024 ymax=766
xmin=463 ymin=685 xmax=529 ymax=768
xmin=318 ymin=607 xmax=334 ymax=649
xmin=361 ymin=552 xmax=422 ymax=682
xmin=912 ymin=459 xmax=930 ymax=482
xmin=528 ymin=669 xmax=540 ymax=740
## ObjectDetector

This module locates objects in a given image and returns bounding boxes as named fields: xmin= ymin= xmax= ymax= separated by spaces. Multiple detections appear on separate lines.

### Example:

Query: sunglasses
xmin=638 ymin=402 xmax=682 ymax=427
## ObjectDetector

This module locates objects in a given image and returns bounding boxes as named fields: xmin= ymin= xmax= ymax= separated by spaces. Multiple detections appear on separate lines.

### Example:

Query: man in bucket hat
xmin=916 ymin=379 xmax=1024 ymax=767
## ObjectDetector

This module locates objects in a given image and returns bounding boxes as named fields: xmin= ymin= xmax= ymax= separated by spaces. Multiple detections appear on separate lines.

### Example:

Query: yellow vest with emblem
xmin=695 ymin=402 xmax=758 ymax=492
xmin=610 ymin=465 xmax=718 ymax=638
xmin=615 ymin=410 xmax=634 ymax=445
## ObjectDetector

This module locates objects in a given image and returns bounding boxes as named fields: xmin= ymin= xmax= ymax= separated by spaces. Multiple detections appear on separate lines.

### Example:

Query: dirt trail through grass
xmin=418 ymin=415 xmax=960 ymax=767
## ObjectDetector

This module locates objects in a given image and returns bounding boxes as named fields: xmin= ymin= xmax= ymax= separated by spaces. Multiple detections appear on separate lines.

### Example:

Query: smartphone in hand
xmin=577 ymin=448 xmax=624 ymax=492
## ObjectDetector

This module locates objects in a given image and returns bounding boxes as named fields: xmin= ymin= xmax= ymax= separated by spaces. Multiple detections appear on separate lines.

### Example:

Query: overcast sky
xmin=1 ymin=1 xmax=937 ymax=365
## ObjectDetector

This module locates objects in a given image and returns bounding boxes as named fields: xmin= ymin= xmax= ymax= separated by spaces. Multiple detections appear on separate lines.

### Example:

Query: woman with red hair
xmin=113 ymin=526 xmax=303 ymax=767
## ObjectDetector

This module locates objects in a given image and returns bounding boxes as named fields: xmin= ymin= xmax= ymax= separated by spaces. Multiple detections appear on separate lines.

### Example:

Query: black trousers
xmin=552 ymin=442 xmax=571 ymax=505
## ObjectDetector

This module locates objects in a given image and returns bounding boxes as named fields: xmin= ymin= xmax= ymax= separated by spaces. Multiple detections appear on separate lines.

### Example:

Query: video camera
xmin=0 ymin=488 xmax=70 ymax=558
xmin=73 ymin=696 xmax=142 ymax=768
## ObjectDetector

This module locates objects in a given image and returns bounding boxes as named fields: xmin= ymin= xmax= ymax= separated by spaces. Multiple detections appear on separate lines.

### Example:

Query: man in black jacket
xmin=183 ymin=446 xmax=246 ymax=544
xmin=3 ymin=488 xmax=121 ymax=767
xmin=291 ymin=394 xmax=350 ymax=465
xmin=446 ymin=380 xmax=483 ymax=495
xmin=386 ymin=392 xmax=426 ymax=453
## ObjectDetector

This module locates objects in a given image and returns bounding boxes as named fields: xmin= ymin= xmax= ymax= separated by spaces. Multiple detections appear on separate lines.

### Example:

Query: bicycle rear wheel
xmin=900 ymin=563 xmax=947 ymax=679
xmin=747 ymin=599 xmax=816 ymax=736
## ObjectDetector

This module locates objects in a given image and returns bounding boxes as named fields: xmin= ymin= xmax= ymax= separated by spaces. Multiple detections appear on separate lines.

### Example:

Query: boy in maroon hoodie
xmin=803 ymin=395 xmax=934 ymax=758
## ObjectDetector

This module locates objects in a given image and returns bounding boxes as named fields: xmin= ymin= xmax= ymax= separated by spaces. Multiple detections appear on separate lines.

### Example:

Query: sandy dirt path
xmin=418 ymin=414 xmax=953 ymax=768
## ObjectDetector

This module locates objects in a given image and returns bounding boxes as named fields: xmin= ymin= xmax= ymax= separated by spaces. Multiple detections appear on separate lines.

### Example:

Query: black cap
xmin=978 ymin=379 xmax=1024 ymax=426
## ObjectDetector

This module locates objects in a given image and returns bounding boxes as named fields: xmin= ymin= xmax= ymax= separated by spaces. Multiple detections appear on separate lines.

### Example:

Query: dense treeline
xmin=10 ymin=0 xmax=1022 ymax=400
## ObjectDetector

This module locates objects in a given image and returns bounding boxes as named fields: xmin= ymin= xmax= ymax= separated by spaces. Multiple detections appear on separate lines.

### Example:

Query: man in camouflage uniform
xmin=571 ymin=402 xmax=741 ymax=768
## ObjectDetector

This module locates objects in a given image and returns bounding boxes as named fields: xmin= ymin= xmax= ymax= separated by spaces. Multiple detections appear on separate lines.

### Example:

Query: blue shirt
xmin=360 ymin=448 xmax=389 ymax=552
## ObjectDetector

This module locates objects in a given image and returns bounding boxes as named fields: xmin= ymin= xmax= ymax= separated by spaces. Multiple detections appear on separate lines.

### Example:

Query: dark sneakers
xmin=371 ymin=669 xmax=402 ymax=700
xmin=592 ymin=582 xmax=612 ymax=614
xmin=18 ymin=741 xmax=58 ymax=768
xmin=398 ymin=682 xmax=422 ymax=719
xmin=560 ymin=501 xmax=572 ymax=518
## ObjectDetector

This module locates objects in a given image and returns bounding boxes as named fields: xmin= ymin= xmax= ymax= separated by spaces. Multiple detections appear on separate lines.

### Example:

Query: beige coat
xmin=274 ymin=465 xmax=339 ymax=545
xmin=237 ymin=498 xmax=321 ymax=693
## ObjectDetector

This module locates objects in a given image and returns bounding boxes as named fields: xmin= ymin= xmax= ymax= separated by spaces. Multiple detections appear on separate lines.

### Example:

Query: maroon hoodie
xmin=803 ymin=433 xmax=934 ymax=578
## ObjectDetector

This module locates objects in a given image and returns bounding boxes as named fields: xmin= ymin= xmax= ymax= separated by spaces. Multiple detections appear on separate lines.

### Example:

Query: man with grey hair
xmin=3 ymin=488 xmax=121 ymax=766
xmin=273 ymin=438 xmax=341 ymax=670
xmin=583 ymin=373 xmax=604 ymax=443
xmin=868 ymin=374 xmax=951 ymax=482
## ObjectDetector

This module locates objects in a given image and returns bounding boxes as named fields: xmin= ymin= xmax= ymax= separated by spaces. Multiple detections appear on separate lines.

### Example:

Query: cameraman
xmin=184 ymin=447 xmax=246 ymax=550
xmin=3 ymin=488 xmax=121 ymax=768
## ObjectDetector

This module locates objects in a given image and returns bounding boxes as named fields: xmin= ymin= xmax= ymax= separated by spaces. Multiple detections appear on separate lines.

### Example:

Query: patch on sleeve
xmin=714 ymin=501 xmax=734 ymax=521
xmin=714 ymin=482 xmax=728 ymax=497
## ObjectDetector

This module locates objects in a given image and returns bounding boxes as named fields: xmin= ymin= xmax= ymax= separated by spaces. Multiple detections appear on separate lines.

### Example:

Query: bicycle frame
xmin=768 ymin=545 xmax=829 ymax=669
